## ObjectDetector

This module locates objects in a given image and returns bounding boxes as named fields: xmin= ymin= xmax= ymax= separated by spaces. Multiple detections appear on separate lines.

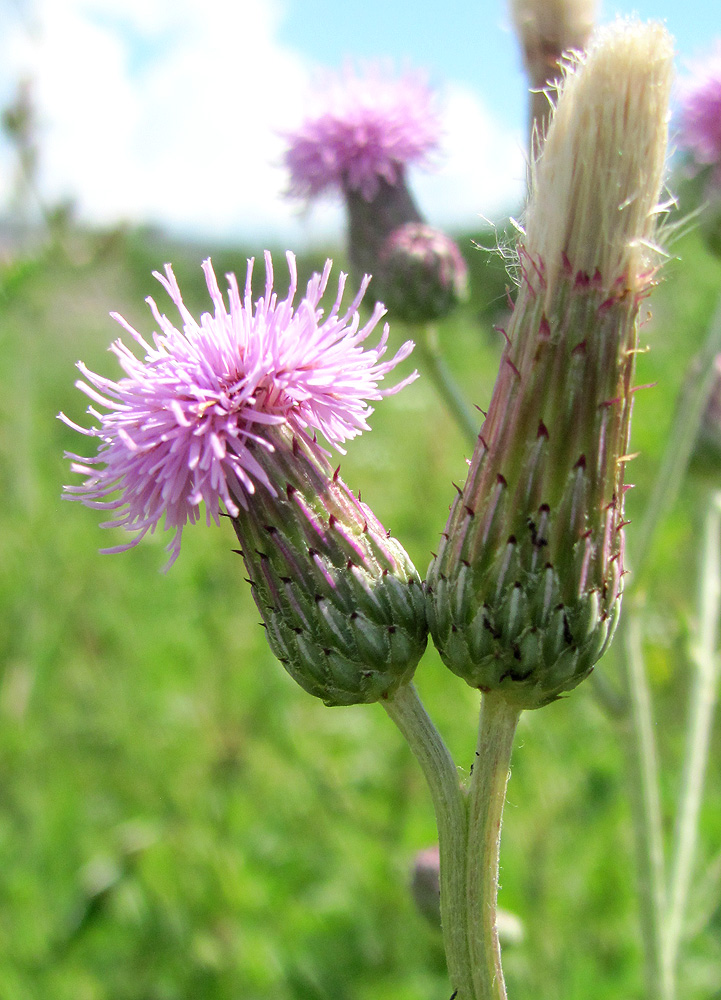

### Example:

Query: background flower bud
xmin=376 ymin=222 xmax=469 ymax=323
xmin=410 ymin=844 xmax=524 ymax=944
xmin=410 ymin=846 xmax=442 ymax=925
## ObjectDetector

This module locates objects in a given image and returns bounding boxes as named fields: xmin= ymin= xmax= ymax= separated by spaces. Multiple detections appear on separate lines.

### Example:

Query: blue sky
xmin=281 ymin=0 xmax=721 ymax=137
xmin=0 ymin=0 xmax=719 ymax=246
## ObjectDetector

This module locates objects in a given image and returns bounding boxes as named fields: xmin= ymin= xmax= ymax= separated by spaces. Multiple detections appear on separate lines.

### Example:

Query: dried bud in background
xmin=509 ymin=0 xmax=597 ymax=152
xmin=411 ymin=845 xmax=443 ymax=925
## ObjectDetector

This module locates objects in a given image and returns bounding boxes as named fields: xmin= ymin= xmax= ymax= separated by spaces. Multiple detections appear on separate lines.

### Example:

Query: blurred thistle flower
xmin=61 ymin=254 xmax=427 ymax=705
xmin=678 ymin=44 xmax=721 ymax=185
xmin=283 ymin=64 xmax=440 ymax=283
xmin=675 ymin=45 xmax=721 ymax=255
xmin=426 ymin=20 xmax=673 ymax=709
xmin=509 ymin=0 xmax=597 ymax=151
xmin=284 ymin=64 xmax=440 ymax=202
xmin=377 ymin=222 xmax=469 ymax=323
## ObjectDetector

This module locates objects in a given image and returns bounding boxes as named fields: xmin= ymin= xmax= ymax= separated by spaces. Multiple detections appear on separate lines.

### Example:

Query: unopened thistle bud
xmin=426 ymin=20 xmax=673 ymax=709
xmin=377 ymin=222 xmax=468 ymax=323
xmin=61 ymin=253 xmax=426 ymax=707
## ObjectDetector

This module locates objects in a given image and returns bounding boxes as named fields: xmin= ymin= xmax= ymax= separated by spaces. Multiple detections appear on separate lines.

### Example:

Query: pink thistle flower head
xmin=60 ymin=252 xmax=417 ymax=568
xmin=283 ymin=64 xmax=441 ymax=202
xmin=679 ymin=43 xmax=721 ymax=184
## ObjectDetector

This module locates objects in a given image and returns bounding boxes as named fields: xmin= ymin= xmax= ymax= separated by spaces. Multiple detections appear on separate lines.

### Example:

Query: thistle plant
xmin=428 ymin=19 xmax=671 ymax=710
xmin=57 ymin=14 xmax=721 ymax=1000
xmin=423 ymin=18 xmax=672 ymax=999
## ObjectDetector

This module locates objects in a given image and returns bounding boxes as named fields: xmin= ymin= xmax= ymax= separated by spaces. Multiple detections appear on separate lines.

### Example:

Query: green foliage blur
xmin=1 ymin=207 xmax=720 ymax=1000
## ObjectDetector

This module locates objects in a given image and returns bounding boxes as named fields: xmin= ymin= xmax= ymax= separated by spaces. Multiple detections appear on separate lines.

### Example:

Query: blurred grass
xmin=1 ymin=212 xmax=720 ymax=1000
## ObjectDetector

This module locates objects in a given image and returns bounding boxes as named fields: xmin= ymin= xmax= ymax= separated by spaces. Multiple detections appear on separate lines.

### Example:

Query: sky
xmin=0 ymin=0 xmax=719 ymax=247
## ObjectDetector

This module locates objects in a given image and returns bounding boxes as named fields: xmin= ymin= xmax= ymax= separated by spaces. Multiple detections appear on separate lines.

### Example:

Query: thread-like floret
xmin=60 ymin=254 xmax=417 ymax=566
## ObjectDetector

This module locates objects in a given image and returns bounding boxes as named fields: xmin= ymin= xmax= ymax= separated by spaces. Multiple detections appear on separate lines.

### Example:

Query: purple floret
xmin=60 ymin=253 xmax=416 ymax=567
xmin=284 ymin=65 xmax=441 ymax=202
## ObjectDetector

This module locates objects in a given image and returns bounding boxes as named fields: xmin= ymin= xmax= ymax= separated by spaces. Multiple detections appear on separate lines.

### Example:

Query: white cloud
xmin=0 ymin=0 xmax=524 ymax=246
xmin=415 ymin=82 xmax=527 ymax=230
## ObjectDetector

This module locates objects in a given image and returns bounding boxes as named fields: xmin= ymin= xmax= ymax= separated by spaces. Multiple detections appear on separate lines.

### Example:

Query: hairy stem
xmin=619 ymin=613 xmax=670 ymax=1000
xmin=466 ymin=692 xmax=520 ymax=1000
xmin=383 ymin=683 xmax=475 ymax=1000
xmin=611 ymin=294 xmax=721 ymax=996
xmin=664 ymin=490 xmax=721 ymax=990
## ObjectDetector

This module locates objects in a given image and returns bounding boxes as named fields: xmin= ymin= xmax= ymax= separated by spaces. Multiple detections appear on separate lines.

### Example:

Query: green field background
xmin=1 ymin=213 xmax=720 ymax=1000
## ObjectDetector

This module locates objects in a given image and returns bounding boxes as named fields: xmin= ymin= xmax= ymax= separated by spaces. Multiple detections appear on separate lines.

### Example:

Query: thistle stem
xmin=632 ymin=291 xmax=721 ymax=584
xmin=612 ymin=294 xmax=721 ymax=998
xmin=619 ymin=613 xmax=670 ymax=1000
xmin=664 ymin=490 xmax=721 ymax=991
xmin=383 ymin=683 xmax=475 ymax=1000
xmin=466 ymin=692 xmax=520 ymax=1000
xmin=414 ymin=323 xmax=480 ymax=448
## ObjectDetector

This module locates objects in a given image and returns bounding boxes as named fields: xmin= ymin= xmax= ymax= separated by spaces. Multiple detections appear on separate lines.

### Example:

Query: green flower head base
xmin=426 ymin=20 xmax=673 ymax=710
xmin=232 ymin=425 xmax=427 ymax=705
xmin=61 ymin=253 xmax=427 ymax=706
xmin=378 ymin=223 xmax=469 ymax=323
